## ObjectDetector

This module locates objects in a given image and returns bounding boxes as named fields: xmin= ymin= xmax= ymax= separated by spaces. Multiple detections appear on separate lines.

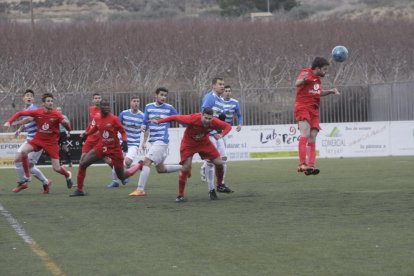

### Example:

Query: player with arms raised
xmin=294 ymin=57 xmax=340 ymax=175
xmin=150 ymin=107 xmax=232 ymax=202
xmin=4 ymin=93 xmax=73 ymax=191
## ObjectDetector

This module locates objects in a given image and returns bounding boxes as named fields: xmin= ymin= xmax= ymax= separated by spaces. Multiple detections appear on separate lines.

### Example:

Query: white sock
xmin=206 ymin=162 xmax=215 ymax=191
xmin=164 ymin=165 xmax=182 ymax=173
xmin=112 ymin=167 xmax=119 ymax=182
xmin=222 ymin=161 xmax=227 ymax=185
xmin=15 ymin=162 xmax=26 ymax=182
xmin=137 ymin=166 xmax=150 ymax=190
xmin=30 ymin=166 xmax=48 ymax=185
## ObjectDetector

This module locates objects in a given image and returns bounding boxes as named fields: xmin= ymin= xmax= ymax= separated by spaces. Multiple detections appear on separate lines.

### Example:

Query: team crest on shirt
xmin=91 ymin=119 xmax=96 ymax=126
xmin=102 ymin=131 xmax=109 ymax=139
xmin=42 ymin=123 xmax=50 ymax=130
xmin=309 ymin=84 xmax=321 ymax=94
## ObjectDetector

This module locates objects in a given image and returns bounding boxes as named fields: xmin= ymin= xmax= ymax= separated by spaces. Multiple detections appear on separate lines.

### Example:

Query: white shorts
xmin=125 ymin=145 xmax=145 ymax=163
xmin=145 ymin=141 xmax=168 ymax=166
xmin=209 ymin=136 xmax=227 ymax=158
xmin=18 ymin=141 xmax=43 ymax=165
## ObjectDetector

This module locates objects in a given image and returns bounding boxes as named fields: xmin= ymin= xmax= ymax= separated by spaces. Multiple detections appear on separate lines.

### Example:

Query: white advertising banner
xmin=389 ymin=121 xmax=414 ymax=156
xmin=0 ymin=134 xmax=26 ymax=166
xmin=317 ymin=122 xmax=390 ymax=157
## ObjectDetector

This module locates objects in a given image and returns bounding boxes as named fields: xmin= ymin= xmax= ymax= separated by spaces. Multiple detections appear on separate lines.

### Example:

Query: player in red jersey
xmin=294 ymin=57 xmax=340 ymax=175
xmin=70 ymin=99 xmax=143 ymax=196
xmin=80 ymin=93 xmax=102 ymax=159
xmin=149 ymin=107 xmax=232 ymax=202
xmin=4 ymin=93 xmax=73 ymax=191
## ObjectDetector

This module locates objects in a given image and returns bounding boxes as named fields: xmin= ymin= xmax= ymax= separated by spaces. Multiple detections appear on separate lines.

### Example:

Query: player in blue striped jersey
xmin=11 ymin=89 xmax=51 ymax=193
xmin=107 ymin=96 xmax=145 ymax=188
xmin=200 ymin=77 xmax=234 ymax=194
xmin=222 ymin=85 xmax=243 ymax=131
xmin=129 ymin=87 xmax=182 ymax=196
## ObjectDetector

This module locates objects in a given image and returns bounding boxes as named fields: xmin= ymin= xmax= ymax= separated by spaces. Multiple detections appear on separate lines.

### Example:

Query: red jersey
xmin=295 ymin=68 xmax=323 ymax=108
xmin=8 ymin=108 xmax=70 ymax=143
xmin=86 ymin=113 xmax=127 ymax=151
xmin=85 ymin=105 xmax=101 ymax=142
xmin=157 ymin=113 xmax=231 ymax=147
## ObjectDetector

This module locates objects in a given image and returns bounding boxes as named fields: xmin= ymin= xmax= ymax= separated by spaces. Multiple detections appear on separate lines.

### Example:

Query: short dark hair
xmin=130 ymin=96 xmax=139 ymax=101
xmin=41 ymin=93 xmax=53 ymax=102
xmin=155 ymin=87 xmax=168 ymax=95
xmin=202 ymin=107 xmax=214 ymax=116
xmin=93 ymin=93 xmax=101 ymax=97
xmin=24 ymin=89 xmax=34 ymax=96
xmin=311 ymin=57 xmax=330 ymax=70
xmin=212 ymin=77 xmax=223 ymax=85
xmin=224 ymin=85 xmax=231 ymax=90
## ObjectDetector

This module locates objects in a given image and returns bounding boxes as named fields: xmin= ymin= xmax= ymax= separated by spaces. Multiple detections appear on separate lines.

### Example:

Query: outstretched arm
xmin=153 ymin=114 xmax=193 ymax=125
xmin=321 ymin=88 xmax=340 ymax=96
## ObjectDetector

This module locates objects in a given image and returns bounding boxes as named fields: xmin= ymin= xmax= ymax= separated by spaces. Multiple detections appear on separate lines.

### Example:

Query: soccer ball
xmin=331 ymin=46 xmax=348 ymax=62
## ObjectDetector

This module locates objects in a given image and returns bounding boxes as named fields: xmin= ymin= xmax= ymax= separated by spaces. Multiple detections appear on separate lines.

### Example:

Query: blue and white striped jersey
xmin=222 ymin=98 xmax=243 ymax=126
xmin=143 ymin=102 xmax=178 ymax=144
xmin=200 ymin=90 xmax=225 ymax=117
xmin=23 ymin=104 xmax=38 ymax=141
xmin=119 ymin=109 xmax=144 ymax=147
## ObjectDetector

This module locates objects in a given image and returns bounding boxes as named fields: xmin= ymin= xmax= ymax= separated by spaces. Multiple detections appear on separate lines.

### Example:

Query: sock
xmin=164 ymin=165 xmax=182 ymax=173
xmin=206 ymin=162 xmax=215 ymax=191
xmin=15 ymin=162 xmax=26 ymax=182
xmin=215 ymin=165 xmax=224 ymax=186
xmin=21 ymin=154 xmax=30 ymax=178
xmin=137 ymin=166 xmax=150 ymax=190
xmin=298 ymin=137 xmax=308 ymax=165
xmin=58 ymin=166 xmax=70 ymax=178
xmin=77 ymin=167 xmax=86 ymax=192
xmin=221 ymin=161 xmax=227 ymax=185
xmin=178 ymin=170 xmax=189 ymax=197
xmin=126 ymin=161 xmax=143 ymax=177
xmin=30 ymin=166 xmax=48 ymax=185
xmin=308 ymin=142 xmax=316 ymax=167
xmin=112 ymin=167 xmax=119 ymax=182
xmin=66 ymin=151 xmax=72 ymax=163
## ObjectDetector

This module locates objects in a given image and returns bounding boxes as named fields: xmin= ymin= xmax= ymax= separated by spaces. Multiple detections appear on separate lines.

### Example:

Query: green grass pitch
xmin=1 ymin=157 xmax=414 ymax=275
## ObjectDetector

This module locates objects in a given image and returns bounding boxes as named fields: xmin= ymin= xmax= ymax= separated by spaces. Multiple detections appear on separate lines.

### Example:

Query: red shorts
xmin=294 ymin=104 xmax=321 ymax=130
xmin=82 ymin=135 xmax=100 ymax=153
xmin=180 ymin=140 xmax=220 ymax=164
xmin=28 ymin=138 xmax=59 ymax=159
xmin=94 ymin=144 xmax=124 ymax=168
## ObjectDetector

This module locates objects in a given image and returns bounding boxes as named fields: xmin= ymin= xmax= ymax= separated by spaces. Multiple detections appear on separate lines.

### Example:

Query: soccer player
xmin=200 ymin=77 xmax=234 ymax=194
xmin=80 ymin=93 xmax=102 ymax=162
xmin=56 ymin=106 xmax=73 ymax=167
xmin=70 ymin=99 xmax=143 ymax=196
xmin=149 ymin=107 xmax=232 ymax=202
xmin=222 ymin=85 xmax=243 ymax=132
xmin=294 ymin=57 xmax=340 ymax=175
xmin=107 ymin=96 xmax=145 ymax=188
xmin=7 ymin=89 xmax=52 ymax=193
xmin=4 ymin=93 xmax=73 ymax=192
xmin=129 ymin=87 xmax=182 ymax=197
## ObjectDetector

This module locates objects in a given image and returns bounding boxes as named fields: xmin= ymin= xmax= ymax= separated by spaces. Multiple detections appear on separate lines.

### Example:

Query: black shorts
xmin=59 ymin=132 xmax=69 ymax=146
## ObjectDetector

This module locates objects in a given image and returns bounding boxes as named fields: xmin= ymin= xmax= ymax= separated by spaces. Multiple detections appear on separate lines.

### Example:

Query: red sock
xmin=298 ymin=137 xmax=308 ymax=165
xmin=77 ymin=167 xmax=86 ymax=192
xmin=125 ymin=162 xmax=143 ymax=177
xmin=215 ymin=165 xmax=224 ymax=186
xmin=178 ymin=170 xmax=189 ymax=197
xmin=308 ymin=142 xmax=316 ymax=167
xmin=21 ymin=154 xmax=30 ymax=178
xmin=58 ymin=166 xmax=70 ymax=178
